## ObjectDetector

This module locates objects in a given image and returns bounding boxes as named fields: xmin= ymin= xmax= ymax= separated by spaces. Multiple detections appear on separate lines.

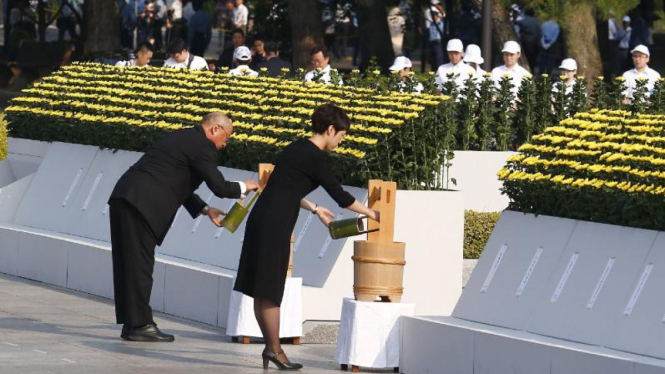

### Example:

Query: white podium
xmin=226 ymin=277 xmax=303 ymax=344
xmin=336 ymin=298 xmax=415 ymax=372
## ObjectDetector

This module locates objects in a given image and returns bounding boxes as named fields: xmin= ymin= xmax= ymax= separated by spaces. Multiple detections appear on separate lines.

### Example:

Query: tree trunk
xmin=471 ymin=0 xmax=529 ymax=70
xmin=288 ymin=0 xmax=323 ymax=69
xmin=560 ymin=3 xmax=602 ymax=80
xmin=83 ymin=0 xmax=120 ymax=55
xmin=357 ymin=0 xmax=395 ymax=71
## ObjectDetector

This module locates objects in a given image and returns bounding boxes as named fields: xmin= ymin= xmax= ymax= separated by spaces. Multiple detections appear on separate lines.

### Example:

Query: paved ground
xmin=0 ymin=273 xmax=396 ymax=374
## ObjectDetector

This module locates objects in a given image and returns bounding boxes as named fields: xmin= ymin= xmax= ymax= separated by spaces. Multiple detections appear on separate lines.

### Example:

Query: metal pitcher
xmin=329 ymin=216 xmax=378 ymax=240
xmin=222 ymin=190 xmax=261 ymax=233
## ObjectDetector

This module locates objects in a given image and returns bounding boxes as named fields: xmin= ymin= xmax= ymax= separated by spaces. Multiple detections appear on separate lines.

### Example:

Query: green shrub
xmin=464 ymin=210 xmax=501 ymax=259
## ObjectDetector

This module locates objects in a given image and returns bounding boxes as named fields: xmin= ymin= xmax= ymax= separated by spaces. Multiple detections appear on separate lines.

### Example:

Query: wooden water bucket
xmin=352 ymin=180 xmax=406 ymax=302
xmin=353 ymin=241 xmax=406 ymax=302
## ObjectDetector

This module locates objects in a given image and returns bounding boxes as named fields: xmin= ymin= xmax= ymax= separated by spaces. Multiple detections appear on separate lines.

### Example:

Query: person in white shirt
xmin=229 ymin=46 xmax=259 ymax=76
xmin=389 ymin=56 xmax=424 ymax=93
xmin=463 ymin=44 xmax=486 ymax=80
xmin=424 ymin=0 xmax=444 ymax=28
xmin=434 ymin=39 xmax=476 ymax=92
xmin=233 ymin=0 xmax=249 ymax=31
xmin=170 ymin=0 xmax=183 ymax=20
xmin=552 ymin=58 xmax=578 ymax=95
xmin=116 ymin=42 xmax=155 ymax=68
xmin=163 ymin=37 xmax=209 ymax=70
xmin=618 ymin=16 xmax=632 ymax=72
xmin=491 ymin=40 xmax=530 ymax=95
xmin=304 ymin=46 xmax=342 ymax=85
xmin=622 ymin=44 xmax=661 ymax=100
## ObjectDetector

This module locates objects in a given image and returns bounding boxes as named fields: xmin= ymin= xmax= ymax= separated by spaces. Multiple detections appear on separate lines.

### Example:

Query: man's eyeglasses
xmin=218 ymin=124 xmax=232 ymax=139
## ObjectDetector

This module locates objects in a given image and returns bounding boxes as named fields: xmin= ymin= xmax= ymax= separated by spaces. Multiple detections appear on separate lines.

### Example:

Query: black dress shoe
xmin=120 ymin=325 xmax=130 ymax=340
xmin=262 ymin=348 xmax=303 ymax=370
xmin=122 ymin=323 xmax=175 ymax=342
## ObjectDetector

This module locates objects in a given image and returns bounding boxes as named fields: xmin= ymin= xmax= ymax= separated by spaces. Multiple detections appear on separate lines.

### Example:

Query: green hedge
xmin=463 ymin=210 xmax=501 ymax=259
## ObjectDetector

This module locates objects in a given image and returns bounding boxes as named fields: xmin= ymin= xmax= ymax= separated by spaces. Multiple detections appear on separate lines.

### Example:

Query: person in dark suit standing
xmin=109 ymin=112 xmax=258 ymax=342
xmin=256 ymin=41 xmax=293 ymax=77
xmin=216 ymin=28 xmax=246 ymax=69
xmin=234 ymin=104 xmax=379 ymax=370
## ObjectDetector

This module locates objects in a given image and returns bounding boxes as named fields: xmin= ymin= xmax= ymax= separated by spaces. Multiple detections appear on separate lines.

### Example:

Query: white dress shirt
xmin=622 ymin=66 xmax=661 ymax=99
xmin=552 ymin=80 xmax=575 ymax=95
xmin=304 ymin=65 xmax=343 ymax=85
xmin=163 ymin=52 xmax=209 ymax=70
xmin=229 ymin=64 xmax=259 ymax=77
xmin=171 ymin=0 xmax=182 ymax=19
xmin=115 ymin=59 xmax=137 ymax=67
xmin=398 ymin=81 xmax=424 ymax=94
xmin=434 ymin=61 xmax=476 ymax=91
xmin=234 ymin=4 xmax=249 ymax=28
xmin=491 ymin=64 xmax=530 ymax=96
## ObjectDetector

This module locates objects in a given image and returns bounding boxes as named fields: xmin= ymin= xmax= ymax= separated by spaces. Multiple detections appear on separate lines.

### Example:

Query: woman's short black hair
xmin=311 ymin=104 xmax=350 ymax=134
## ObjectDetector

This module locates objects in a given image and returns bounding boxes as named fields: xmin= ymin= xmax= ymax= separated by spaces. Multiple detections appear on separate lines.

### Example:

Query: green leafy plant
xmin=464 ymin=210 xmax=501 ymax=259
xmin=515 ymin=74 xmax=537 ymax=144
xmin=494 ymin=75 xmax=515 ymax=151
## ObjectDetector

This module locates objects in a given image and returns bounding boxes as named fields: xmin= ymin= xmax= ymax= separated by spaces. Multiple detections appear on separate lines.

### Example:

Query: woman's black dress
xmin=234 ymin=139 xmax=355 ymax=305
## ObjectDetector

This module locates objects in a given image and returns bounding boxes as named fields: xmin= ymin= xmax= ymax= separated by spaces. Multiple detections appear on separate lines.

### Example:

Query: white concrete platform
xmin=402 ymin=211 xmax=665 ymax=373
xmin=0 ymin=138 xmax=464 ymax=329
xmin=401 ymin=315 xmax=665 ymax=374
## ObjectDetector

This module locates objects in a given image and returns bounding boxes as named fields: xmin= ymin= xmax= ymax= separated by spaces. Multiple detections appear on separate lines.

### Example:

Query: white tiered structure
xmin=401 ymin=210 xmax=665 ymax=373
xmin=0 ymin=138 xmax=463 ymax=329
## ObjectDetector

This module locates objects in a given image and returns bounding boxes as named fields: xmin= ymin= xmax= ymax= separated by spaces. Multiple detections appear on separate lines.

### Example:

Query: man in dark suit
xmin=256 ymin=41 xmax=293 ymax=77
xmin=216 ymin=28 xmax=246 ymax=69
xmin=109 ymin=112 xmax=258 ymax=342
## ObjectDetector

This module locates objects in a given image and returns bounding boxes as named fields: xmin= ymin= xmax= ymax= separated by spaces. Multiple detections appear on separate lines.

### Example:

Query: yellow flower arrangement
xmin=500 ymin=109 xmax=665 ymax=231
xmin=5 ymin=62 xmax=453 ymax=189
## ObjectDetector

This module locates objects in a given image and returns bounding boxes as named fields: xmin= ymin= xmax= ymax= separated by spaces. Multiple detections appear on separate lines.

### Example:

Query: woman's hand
xmin=315 ymin=206 xmax=335 ymax=227
xmin=369 ymin=209 xmax=381 ymax=223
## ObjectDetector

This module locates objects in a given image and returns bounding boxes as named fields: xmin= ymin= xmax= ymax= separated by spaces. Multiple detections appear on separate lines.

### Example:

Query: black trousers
xmin=109 ymin=198 xmax=158 ymax=327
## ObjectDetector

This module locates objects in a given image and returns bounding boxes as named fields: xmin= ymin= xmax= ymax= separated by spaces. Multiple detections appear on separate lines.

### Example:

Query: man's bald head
xmin=201 ymin=112 xmax=232 ymax=130
xmin=200 ymin=112 xmax=233 ymax=150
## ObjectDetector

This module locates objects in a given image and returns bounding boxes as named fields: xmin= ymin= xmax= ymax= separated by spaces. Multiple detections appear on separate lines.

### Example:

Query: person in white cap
xmin=304 ymin=45 xmax=342 ymax=84
xmin=389 ymin=56 xmax=424 ymax=94
xmin=163 ymin=37 xmax=208 ymax=70
xmin=463 ymin=44 xmax=486 ymax=78
xmin=229 ymin=46 xmax=258 ymax=77
xmin=434 ymin=38 xmax=475 ymax=92
xmin=491 ymin=40 xmax=530 ymax=95
xmin=552 ymin=58 xmax=578 ymax=95
xmin=622 ymin=44 xmax=661 ymax=100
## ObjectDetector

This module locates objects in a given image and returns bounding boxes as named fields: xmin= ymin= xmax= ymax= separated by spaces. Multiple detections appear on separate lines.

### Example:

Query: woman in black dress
xmin=234 ymin=104 xmax=380 ymax=370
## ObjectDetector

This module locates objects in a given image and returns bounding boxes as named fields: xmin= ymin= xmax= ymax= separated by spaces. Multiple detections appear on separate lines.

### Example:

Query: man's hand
xmin=206 ymin=207 xmax=226 ymax=227
xmin=244 ymin=179 xmax=259 ymax=191
xmin=316 ymin=206 xmax=336 ymax=227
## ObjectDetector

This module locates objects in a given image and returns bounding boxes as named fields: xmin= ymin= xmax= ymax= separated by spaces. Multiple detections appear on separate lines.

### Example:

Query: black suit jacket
xmin=217 ymin=47 xmax=235 ymax=69
xmin=256 ymin=57 xmax=293 ymax=78
xmin=110 ymin=126 xmax=241 ymax=244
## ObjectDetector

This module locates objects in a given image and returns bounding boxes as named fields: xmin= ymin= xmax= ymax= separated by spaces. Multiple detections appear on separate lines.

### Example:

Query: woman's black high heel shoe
xmin=262 ymin=348 xmax=303 ymax=370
